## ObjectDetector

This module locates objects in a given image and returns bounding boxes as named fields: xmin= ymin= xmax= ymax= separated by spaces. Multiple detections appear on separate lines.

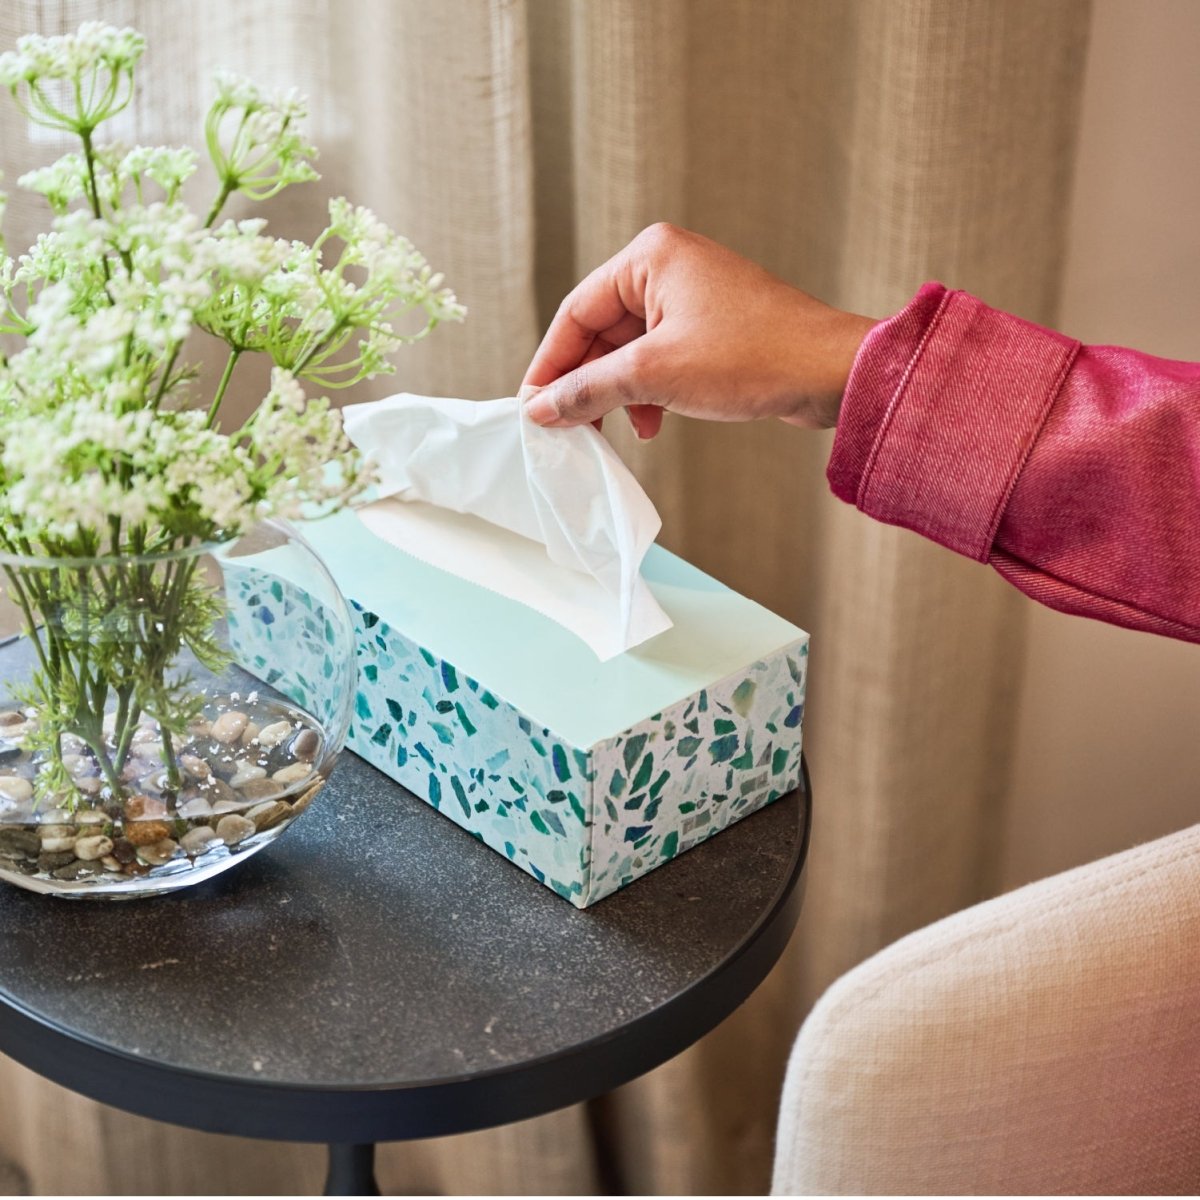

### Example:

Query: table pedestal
xmin=324 ymin=1144 xmax=380 ymax=1196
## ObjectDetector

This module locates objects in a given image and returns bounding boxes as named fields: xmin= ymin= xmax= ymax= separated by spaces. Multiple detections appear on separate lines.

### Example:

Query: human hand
xmin=521 ymin=223 xmax=878 ymax=439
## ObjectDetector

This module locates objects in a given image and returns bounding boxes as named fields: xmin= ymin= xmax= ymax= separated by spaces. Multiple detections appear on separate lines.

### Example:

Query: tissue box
xmin=227 ymin=508 xmax=809 ymax=907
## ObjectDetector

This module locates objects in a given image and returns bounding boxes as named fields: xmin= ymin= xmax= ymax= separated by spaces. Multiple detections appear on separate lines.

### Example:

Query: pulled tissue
xmin=341 ymin=391 xmax=673 ymax=660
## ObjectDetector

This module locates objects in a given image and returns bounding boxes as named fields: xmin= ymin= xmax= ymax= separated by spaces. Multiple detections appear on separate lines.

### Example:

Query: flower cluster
xmin=204 ymin=70 xmax=318 ymax=218
xmin=0 ymin=21 xmax=464 ymax=557
xmin=19 ymin=143 xmax=198 ymax=213
xmin=0 ymin=23 xmax=144 ymax=134
xmin=197 ymin=198 xmax=466 ymax=387
xmin=0 ymin=21 xmax=462 ymax=813
xmin=0 ymin=22 xmax=144 ymax=86
xmin=0 ymin=369 xmax=360 ymax=546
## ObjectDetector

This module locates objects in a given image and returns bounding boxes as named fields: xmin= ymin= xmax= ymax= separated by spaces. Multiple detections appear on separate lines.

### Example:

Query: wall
xmin=999 ymin=0 xmax=1200 ymax=889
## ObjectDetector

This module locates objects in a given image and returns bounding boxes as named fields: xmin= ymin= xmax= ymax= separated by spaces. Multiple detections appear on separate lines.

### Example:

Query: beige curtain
xmin=0 ymin=0 xmax=1090 ymax=1193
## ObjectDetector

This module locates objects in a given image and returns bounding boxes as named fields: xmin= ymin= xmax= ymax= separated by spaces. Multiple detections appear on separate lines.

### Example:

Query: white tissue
xmin=341 ymin=391 xmax=673 ymax=660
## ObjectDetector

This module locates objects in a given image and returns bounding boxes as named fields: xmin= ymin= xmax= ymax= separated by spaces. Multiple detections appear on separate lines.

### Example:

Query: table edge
xmin=0 ymin=758 xmax=811 ymax=1142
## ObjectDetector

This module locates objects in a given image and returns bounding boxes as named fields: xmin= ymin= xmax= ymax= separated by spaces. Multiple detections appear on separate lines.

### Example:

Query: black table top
xmin=0 ymin=749 xmax=810 ymax=1143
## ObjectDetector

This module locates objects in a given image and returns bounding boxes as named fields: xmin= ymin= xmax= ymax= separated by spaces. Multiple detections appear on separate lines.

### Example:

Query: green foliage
xmin=0 ymin=21 xmax=464 ymax=549
xmin=0 ymin=22 xmax=465 ymax=806
xmin=3 ymin=549 xmax=232 ymax=805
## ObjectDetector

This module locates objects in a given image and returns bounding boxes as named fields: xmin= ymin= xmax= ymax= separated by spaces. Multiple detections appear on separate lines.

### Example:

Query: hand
xmin=521 ymin=223 xmax=878 ymax=439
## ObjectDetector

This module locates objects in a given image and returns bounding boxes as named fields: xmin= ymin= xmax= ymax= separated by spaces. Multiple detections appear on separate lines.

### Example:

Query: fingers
xmin=525 ymin=318 xmax=662 ymax=436
xmin=521 ymin=254 xmax=648 ymax=389
xmin=524 ymin=341 xmax=654 ymax=428
xmin=626 ymin=405 xmax=664 ymax=439
xmin=521 ymin=225 xmax=688 ymax=433
xmin=577 ymin=339 xmax=616 ymax=435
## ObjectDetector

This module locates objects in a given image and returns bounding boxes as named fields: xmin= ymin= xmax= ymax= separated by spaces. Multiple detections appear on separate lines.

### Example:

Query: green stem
xmin=161 ymin=725 xmax=180 ymax=790
xmin=79 ymin=126 xmax=103 ymax=221
xmin=77 ymin=125 xmax=118 ymax=294
xmin=206 ymin=347 xmax=242 ymax=428
xmin=82 ymin=731 xmax=123 ymax=800
xmin=151 ymin=344 xmax=182 ymax=411
xmin=112 ymin=555 xmax=154 ymax=780
xmin=2 ymin=567 xmax=53 ymax=680
xmin=205 ymin=177 xmax=235 ymax=229
xmin=75 ymin=567 xmax=91 ymax=718
xmin=292 ymin=316 xmax=348 ymax=376
xmin=112 ymin=683 xmax=134 ymax=773
xmin=34 ymin=573 xmax=65 ymax=683
xmin=113 ymin=704 xmax=142 ymax=778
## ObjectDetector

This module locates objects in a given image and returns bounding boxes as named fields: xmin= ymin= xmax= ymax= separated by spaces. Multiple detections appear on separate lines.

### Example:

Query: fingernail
xmin=523 ymin=389 xmax=559 ymax=426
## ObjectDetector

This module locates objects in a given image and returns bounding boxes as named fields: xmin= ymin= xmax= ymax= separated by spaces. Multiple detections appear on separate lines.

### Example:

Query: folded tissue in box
xmin=228 ymin=392 xmax=809 ymax=906
xmin=344 ymin=391 xmax=673 ymax=661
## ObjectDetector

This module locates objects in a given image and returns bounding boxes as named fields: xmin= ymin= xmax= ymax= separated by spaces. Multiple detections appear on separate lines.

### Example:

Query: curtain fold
xmin=0 ymin=0 xmax=1090 ymax=1193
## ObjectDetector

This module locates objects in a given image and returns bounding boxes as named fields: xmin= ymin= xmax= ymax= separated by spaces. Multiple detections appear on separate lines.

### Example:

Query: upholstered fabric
xmin=772 ymin=823 xmax=1200 ymax=1195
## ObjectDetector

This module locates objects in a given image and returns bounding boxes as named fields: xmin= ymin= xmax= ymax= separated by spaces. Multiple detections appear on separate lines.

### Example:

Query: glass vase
xmin=0 ymin=519 xmax=354 ymax=898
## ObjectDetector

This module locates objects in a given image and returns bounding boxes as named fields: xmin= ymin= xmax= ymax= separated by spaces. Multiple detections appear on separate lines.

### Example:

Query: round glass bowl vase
xmin=0 ymin=519 xmax=355 ymax=898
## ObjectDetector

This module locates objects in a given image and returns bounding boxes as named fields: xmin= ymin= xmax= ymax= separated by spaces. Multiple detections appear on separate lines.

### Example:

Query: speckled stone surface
xmin=0 ymin=746 xmax=807 ymax=1133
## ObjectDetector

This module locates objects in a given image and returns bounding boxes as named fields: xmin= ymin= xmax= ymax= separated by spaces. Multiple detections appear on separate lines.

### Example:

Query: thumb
xmin=522 ymin=343 xmax=652 ymax=428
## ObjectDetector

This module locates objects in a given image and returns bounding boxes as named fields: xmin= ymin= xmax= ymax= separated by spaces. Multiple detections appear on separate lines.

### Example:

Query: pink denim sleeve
xmin=828 ymin=282 xmax=1200 ymax=644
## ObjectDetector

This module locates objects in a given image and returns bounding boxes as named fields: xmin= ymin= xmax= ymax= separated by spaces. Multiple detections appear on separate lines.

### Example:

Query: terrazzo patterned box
xmin=227 ymin=508 xmax=808 ymax=907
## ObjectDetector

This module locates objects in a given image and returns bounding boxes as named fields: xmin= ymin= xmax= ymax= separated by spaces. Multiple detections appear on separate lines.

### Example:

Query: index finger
xmin=521 ymin=248 xmax=648 ymax=389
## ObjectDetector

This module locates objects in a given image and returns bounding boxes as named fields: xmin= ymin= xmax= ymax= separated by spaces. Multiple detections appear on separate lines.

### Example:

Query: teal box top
xmin=229 ymin=508 xmax=809 ymax=906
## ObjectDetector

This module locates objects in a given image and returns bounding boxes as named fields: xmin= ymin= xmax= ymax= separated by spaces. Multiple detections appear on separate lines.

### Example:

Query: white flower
xmin=19 ymin=144 xmax=198 ymax=217
xmin=0 ymin=21 xmax=445 ymax=554
xmin=234 ymin=369 xmax=366 ymax=518
xmin=19 ymin=154 xmax=88 ymax=213
xmin=205 ymin=70 xmax=318 ymax=202
xmin=0 ymin=23 xmax=143 ymax=87
xmin=0 ymin=24 xmax=144 ymax=134
xmin=10 ymin=202 xmax=210 ymax=378
xmin=200 ymin=220 xmax=292 ymax=283
xmin=0 ymin=365 xmax=367 ymax=545
xmin=211 ymin=71 xmax=306 ymax=122
xmin=121 ymin=145 xmax=198 ymax=198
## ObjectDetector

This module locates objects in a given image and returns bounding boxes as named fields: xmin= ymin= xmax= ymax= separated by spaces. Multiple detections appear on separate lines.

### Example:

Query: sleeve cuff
xmin=827 ymin=282 xmax=1081 ymax=562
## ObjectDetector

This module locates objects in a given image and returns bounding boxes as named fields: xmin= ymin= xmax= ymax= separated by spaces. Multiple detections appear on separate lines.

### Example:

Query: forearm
xmin=828 ymin=283 xmax=1200 ymax=644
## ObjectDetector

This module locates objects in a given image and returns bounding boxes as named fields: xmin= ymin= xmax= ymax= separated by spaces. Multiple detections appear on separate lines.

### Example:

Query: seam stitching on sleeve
xmin=978 ymin=338 xmax=1082 ymax=560
xmin=992 ymin=547 xmax=1200 ymax=640
xmin=856 ymin=287 xmax=955 ymax=509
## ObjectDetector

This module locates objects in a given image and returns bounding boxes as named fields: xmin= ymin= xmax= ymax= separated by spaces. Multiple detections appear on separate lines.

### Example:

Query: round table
xmin=0 ymin=750 xmax=811 ymax=1195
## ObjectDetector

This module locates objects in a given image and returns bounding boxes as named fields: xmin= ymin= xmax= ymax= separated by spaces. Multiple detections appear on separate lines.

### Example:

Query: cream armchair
xmin=772 ymin=824 xmax=1200 ymax=1194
